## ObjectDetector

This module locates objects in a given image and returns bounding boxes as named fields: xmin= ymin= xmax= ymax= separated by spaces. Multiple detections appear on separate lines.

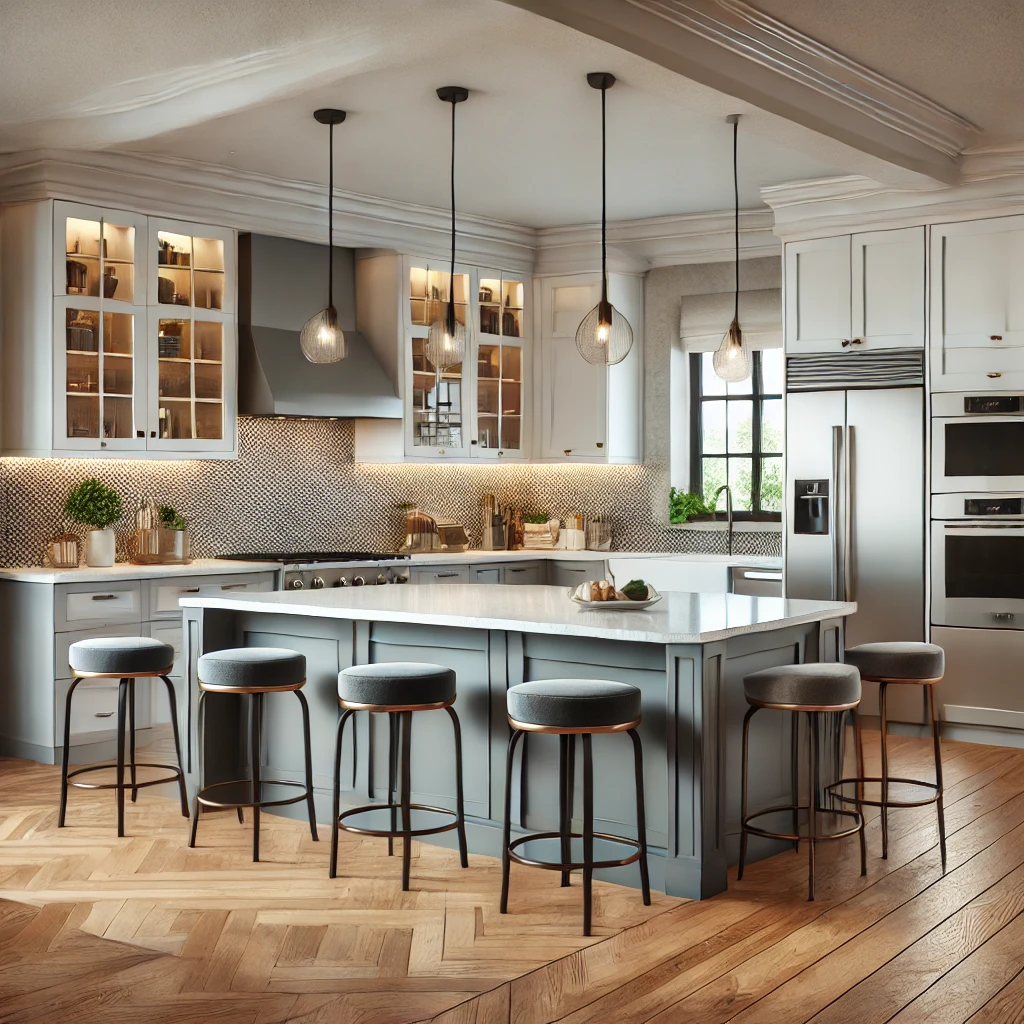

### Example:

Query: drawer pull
xmin=991 ymin=335 xmax=1003 ymax=341
xmin=94 ymin=711 xmax=114 ymax=718
xmin=182 ymin=587 xmax=201 ymax=593
xmin=435 ymin=572 xmax=461 ymax=578
xmin=508 ymin=567 xmax=527 ymax=573
xmin=220 ymin=583 xmax=248 ymax=590
xmin=988 ymin=372 xmax=1003 ymax=379
xmin=91 ymin=594 xmax=118 ymax=601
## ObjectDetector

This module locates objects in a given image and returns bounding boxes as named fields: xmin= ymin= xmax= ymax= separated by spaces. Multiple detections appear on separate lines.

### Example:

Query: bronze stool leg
xmin=295 ymin=689 xmax=318 ymax=842
xmin=116 ymin=679 xmax=129 ymax=838
xmin=329 ymin=708 xmax=354 ymax=879
xmin=791 ymin=711 xmax=800 ymax=852
xmin=159 ymin=676 xmax=190 ymax=817
xmin=628 ymin=728 xmax=651 ymax=905
xmin=808 ymin=710 xmax=819 ymax=901
xmin=446 ymin=705 xmax=469 ymax=869
xmin=399 ymin=709 xmax=413 ymax=891
xmin=737 ymin=704 xmax=757 ymax=880
xmin=927 ymin=684 xmax=947 ymax=871
xmin=500 ymin=729 xmax=525 ymax=914
xmin=189 ymin=691 xmax=206 ymax=848
xmin=582 ymin=733 xmax=595 ymax=936
xmin=58 ymin=677 xmax=86 ymax=827
xmin=558 ymin=734 xmax=572 ymax=887
xmin=251 ymin=692 xmax=263 ymax=862
xmin=387 ymin=712 xmax=398 ymax=856
xmin=879 ymin=682 xmax=890 ymax=859
xmin=128 ymin=679 xmax=138 ymax=804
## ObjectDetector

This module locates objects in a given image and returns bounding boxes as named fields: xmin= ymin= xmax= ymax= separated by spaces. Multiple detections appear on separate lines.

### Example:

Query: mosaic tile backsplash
xmin=0 ymin=418 xmax=780 ymax=567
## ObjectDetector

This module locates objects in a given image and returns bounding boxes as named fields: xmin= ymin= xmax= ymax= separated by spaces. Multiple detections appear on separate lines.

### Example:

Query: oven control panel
xmin=284 ymin=567 xmax=410 ymax=590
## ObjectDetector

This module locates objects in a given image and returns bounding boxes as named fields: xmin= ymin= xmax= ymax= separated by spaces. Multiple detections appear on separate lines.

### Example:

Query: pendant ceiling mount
xmin=712 ymin=113 xmax=752 ymax=384
xmin=575 ymin=71 xmax=634 ymax=367
xmin=300 ymin=107 xmax=348 ymax=363
xmin=426 ymin=85 xmax=472 ymax=371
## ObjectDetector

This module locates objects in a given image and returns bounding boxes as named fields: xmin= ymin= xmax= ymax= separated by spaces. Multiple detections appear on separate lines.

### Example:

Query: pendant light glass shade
xmin=302 ymin=108 xmax=347 ymax=364
xmin=713 ymin=318 xmax=751 ymax=382
xmin=713 ymin=114 xmax=752 ymax=383
xmin=576 ymin=72 xmax=634 ymax=368
xmin=300 ymin=305 xmax=347 ymax=363
xmin=428 ymin=86 xmax=471 ymax=371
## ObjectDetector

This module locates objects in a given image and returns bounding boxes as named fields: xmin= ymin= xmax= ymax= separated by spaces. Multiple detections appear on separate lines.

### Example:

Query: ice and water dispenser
xmin=794 ymin=480 xmax=829 ymax=535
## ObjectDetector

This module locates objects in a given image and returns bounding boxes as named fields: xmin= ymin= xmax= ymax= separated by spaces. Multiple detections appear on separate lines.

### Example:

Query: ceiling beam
xmin=499 ymin=0 xmax=977 ymax=185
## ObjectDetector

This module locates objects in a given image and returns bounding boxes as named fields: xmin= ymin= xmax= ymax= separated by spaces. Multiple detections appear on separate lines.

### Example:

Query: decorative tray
xmin=567 ymin=587 xmax=662 ymax=611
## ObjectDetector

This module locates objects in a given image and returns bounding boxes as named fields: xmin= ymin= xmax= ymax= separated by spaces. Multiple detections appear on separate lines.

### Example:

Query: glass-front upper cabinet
xmin=148 ymin=219 xmax=234 ymax=314
xmin=474 ymin=272 xmax=525 ymax=457
xmin=54 ymin=299 xmax=148 ymax=452
xmin=53 ymin=201 xmax=147 ymax=306
xmin=406 ymin=260 xmax=472 ymax=457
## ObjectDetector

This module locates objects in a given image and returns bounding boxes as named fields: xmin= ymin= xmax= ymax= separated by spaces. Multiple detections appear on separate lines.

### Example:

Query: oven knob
xmin=377 ymin=573 xmax=388 ymax=585
xmin=288 ymin=578 xmax=304 ymax=590
xmin=352 ymin=575 xmax=366 ymax=586
xmin=310 ymin=576 xmax=325 ymax=589
xmin=333 ymin=577 xmax=349 ymax=587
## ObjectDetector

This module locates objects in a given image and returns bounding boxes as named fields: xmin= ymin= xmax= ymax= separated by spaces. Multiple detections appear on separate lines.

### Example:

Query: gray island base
xmin=181 ymin=585 xmax=854 ymax=899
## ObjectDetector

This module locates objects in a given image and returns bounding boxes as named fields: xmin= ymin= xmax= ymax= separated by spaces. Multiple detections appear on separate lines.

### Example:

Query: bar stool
xmin=60 ymin=637 xmax=189 ymax=836
xmin=738 ymin=663 xmax=865 ymax=901
xmin=839 ymin=642 xmax=947 ymax=869
xmin=330 ymin=662 xmax=468 ymax=890
xmin=500 ymin=680 xmax=651 ymax=936
xmin=189 ymin=647 xmax=318 ymax=861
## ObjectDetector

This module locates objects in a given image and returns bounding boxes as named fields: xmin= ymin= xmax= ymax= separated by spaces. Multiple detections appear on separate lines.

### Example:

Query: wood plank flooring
xmin=1 ymin=729 xmax=1023 ymax=1022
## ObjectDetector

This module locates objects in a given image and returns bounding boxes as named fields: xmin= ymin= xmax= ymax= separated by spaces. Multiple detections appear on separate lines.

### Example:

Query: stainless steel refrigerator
xmin=785 ymin=353 xmax=926 ymax=715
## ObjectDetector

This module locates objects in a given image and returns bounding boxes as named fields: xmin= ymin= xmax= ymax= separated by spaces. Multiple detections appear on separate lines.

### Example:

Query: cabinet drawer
xmin=503 ymin=562 xmax=544 ymax=585
xmin=66 ymin=680 xmax=122 ymax=741
xmin=471 ymin=566 xmax=501 ymax=584
xmin=410 ymin=566 xmax=470 ymax=585
xmin=548 ymin=559 xmax=607 ymax=589
xmin=56 ymin=583 xmax=142 ymax=631
xmin=149 ymin=573 xmax=274 ymax=617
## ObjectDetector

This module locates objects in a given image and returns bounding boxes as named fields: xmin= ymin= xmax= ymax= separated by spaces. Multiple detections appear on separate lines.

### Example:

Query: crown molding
xmin=762 ymin=169 xmax=1024 ymax=239
xmin=534 ymin=208 xmax=778 ymax=275
xmin=626 ymin=0 xmax=977 ymax=160
xmin=0 ymin=148 xmax=539 ymax=271
xmin=960 ymin=142 xmax=1024 ymax=182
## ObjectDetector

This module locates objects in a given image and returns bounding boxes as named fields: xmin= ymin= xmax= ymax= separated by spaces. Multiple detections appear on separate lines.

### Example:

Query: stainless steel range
xmin=221 ymin=552 xmax=411 ymax=590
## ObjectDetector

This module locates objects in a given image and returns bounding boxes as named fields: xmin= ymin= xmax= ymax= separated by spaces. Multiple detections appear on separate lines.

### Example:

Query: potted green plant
xmin=158 ymin=504 xmax=190 ymax=562
xmin=669 ymin=488 xmax=714 ymax=524
xmin=64 ymin=478 xmax=123 ymax=567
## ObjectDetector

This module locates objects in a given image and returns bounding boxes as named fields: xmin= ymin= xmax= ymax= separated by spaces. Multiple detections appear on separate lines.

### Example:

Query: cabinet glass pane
xmin=479 ymin=276 xmax=501 ymax=335
xmin=67 ymin=395 xmax=100 ymax=438
xmin=501 ymin=345 xmax=522 ymax=450
xmin=101 ymin=221 xmax=135 ymax=301
xmin=157 ymin=232 xmax=192 ymax=305
xmin=65 ymin=218 xmax=101 ymax=297
xmin=159 ymin=400 xmax=193 ymax=440
xmin=501 ymin=279 xmax=524 ymax=338
xmin=102 ymin=396 xmax=135 ymax=439
xmin=411 ymin=338 xmax=462 ymax=448
xmin=410 ymin=268 xmax=468 ymax=327
xmin=477 ymin=343 xmax=499 ymax=448
xmin=196 ymin=402 xmax=223 ymax=440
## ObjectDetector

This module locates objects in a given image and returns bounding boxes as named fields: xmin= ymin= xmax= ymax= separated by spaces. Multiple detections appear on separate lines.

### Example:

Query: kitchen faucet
xmin=712 ymin=484 xmax=734 ymax=556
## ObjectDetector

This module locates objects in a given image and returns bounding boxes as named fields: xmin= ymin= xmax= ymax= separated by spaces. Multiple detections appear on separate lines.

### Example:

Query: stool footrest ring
xmin=743 ymin=803 xmax=863 ymax=844
xmin=508 ymin=830 xmax=642 ymax=871
xmin=826 ymin=776 xmax=941 ymax=810
xmin=336 ymin=802 xmax=460 ymax=840
xmin=196 ymin=777 xmax=313 ymax=811
xmin=66 ymin=762 xmax=183 ymax=791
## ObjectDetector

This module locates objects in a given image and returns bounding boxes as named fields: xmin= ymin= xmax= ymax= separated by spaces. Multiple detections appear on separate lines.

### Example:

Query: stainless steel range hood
xmin=239 ymin=233 xmax=401 ymax=419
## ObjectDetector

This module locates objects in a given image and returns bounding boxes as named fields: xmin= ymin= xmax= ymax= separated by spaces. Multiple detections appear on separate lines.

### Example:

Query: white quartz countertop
xmin=0 ymin=558 xmax=278 ymax=584
xmin=181 ymin=584 xmax=852 ymax=645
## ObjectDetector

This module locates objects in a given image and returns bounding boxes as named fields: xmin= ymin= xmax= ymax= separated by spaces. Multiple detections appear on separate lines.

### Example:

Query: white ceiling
xmin=0 ymin=0 xmax=914 ymax=230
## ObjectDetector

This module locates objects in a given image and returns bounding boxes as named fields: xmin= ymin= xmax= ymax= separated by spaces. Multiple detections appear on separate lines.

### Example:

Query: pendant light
xmin=300 ymin=107 xmax=348 ymax=364
xmin=575 ymin=72 xmax=633 ymax=367
xmin=712 ymin=114 xmax=752 ymax=383
xmin=426 ymin=85 xmax=471 ymax=371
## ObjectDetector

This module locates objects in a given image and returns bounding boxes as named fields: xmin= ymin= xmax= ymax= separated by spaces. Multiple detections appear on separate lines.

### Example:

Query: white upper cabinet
xmin=537 ymin=273 xmax=643 ymax=463
xmin=931 ymin=215 xmax=1024 ymax=390
xmin=785 ymin=228 xmax=924 ymax=354
xmin=1 ymin=200 xmax=237 ymax=458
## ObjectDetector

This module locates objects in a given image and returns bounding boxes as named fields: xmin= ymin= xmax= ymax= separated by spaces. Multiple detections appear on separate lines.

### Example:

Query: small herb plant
xmin=64 ymin=478 xmax=123 ymax=530
xmin=158 ymin=504 xmax=187 ymax=531
xmin=523 ymin=513 xmax=551 ymax=525
xmin=669 ymin=487 xmax=712 ymax=524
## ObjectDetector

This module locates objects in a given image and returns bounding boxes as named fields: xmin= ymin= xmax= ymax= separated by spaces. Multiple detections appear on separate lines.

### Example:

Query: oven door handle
xmin=943 ymin=523 xmax=1024 ymax=532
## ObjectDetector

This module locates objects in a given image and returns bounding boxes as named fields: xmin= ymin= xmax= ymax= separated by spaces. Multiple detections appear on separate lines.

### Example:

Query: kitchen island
xmin=181 ymin=585 xmax=854 ymax=899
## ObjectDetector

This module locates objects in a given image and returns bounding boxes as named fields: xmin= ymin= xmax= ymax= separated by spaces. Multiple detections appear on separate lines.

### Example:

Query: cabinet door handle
xmin=94 ymin=711 xmax=115 ymax=718
xmin=435 ymin=572 xmax=461 ymax=578
xmin=988 ymin=372 xmax=1003 ymax=379
xmin=596 ymin=442 xmax=604 ymax=449
xmin=563 ymin=567 xmax=588 ymax=573
xmin=182 ymin=587 xmax=201 ymax=593
xmin=991 ymin=335 xmax=1003 ymax=341
xmin=90 ymin=594 xmax=118 ymax=601
xmin=840 ymin=338 xmax=863 ymax=348
xmin=564 ymin=449 xmax=572 ymax=456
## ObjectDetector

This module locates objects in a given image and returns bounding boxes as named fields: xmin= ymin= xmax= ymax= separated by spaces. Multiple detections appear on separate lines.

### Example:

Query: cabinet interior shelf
xmin=66 ymin=254 xmax=134 ymax=266
xmin=158 ymin=357 xmax=222 ymax=365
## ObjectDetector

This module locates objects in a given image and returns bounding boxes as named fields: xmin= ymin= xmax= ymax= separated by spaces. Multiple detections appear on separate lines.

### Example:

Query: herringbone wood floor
xmin=2 ymin=730 xmax=1024 ymax=1023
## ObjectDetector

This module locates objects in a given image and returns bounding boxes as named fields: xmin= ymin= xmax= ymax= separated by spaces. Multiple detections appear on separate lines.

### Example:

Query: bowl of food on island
xmin=568 ymin=578 xmax=662 ymax=610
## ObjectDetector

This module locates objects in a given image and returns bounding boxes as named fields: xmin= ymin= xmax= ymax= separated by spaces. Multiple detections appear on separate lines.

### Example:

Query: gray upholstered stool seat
xmin=844 ymin=642 xmax=944 ymax=681
xmin=338 ymin=662 xmax=456 ymax=708
xmin=69 ymin=636 xmax=174 ymax=676
xmin=198 ymin=647 xmax=305 ymax=691
xmin=507 ymin=680 xmax=641 ymax=731
xmin=743 ymin=663 xmax=861 ymax=709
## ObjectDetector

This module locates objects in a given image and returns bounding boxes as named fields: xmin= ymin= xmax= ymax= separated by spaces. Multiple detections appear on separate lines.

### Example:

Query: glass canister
xmin=133 ymin=500 xmax=192 ymax=564
xmin=586 ymin=514 xmax=613 ymax=551
xmin=44 ymin=532 xmax=80 ymax=568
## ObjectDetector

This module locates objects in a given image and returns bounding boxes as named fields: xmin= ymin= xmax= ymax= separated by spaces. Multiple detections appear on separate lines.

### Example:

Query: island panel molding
xmin=0 ymin=418 xmax=780 ymax=569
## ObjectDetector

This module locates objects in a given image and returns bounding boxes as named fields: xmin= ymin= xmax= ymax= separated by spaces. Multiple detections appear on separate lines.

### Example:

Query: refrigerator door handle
xmin=844 ymin=425 xmax=855 ymax=602
xmin=831 ymin=425 xmax=843 ymax=601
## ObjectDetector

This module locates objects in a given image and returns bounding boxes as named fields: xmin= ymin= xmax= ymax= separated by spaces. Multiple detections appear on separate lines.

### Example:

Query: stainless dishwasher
xmin=729 ymin=566 xmax=783 ymax=597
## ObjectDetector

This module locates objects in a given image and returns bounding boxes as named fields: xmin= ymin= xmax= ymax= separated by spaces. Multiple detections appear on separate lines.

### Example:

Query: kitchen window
xmin=689 ymin=349 xmax=783 ymax=518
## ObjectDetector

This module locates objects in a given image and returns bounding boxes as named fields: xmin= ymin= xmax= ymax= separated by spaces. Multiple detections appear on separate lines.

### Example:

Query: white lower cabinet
xmin=409 ymin=565 xmax=471 ymax=585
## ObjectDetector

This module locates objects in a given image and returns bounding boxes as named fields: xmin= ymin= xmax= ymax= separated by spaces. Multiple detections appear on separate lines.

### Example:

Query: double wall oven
xmin=932 ymin=392 xmax=1024 ymax=493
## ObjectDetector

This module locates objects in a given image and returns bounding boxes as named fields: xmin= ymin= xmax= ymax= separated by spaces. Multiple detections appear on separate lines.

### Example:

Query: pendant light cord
xmin=732 ymin=116 xmax=739 ymax=323
xmin=601 ymin=81 xmax=608 ymax=303
xmin=328 ymin=120 xmax=334 ymax=310
xmin=447 ymin=96 xmax=457 ymax=335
